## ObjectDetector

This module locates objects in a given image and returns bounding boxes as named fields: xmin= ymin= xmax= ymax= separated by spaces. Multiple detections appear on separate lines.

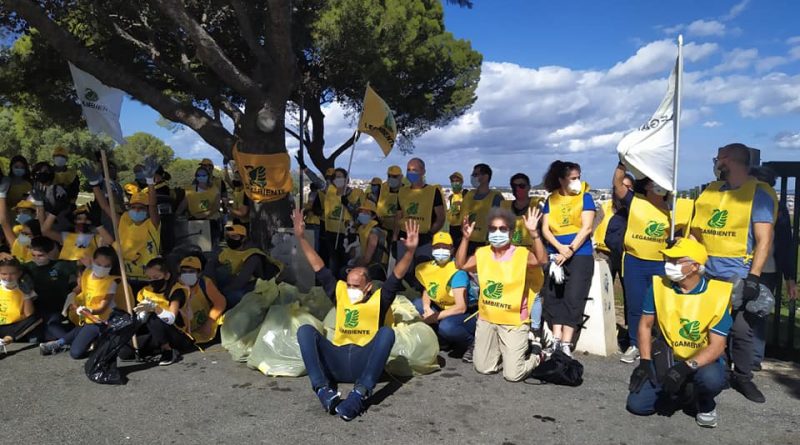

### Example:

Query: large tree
xmin=0 ymin=0 xmax=481 ymax=244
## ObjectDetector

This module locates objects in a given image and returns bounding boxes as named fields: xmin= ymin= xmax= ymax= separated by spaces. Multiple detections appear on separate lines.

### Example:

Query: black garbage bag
xmin=84 ymin=314 xmax=139 ymax=385
xmin=529 ymin=350 xmax=584 ymax=387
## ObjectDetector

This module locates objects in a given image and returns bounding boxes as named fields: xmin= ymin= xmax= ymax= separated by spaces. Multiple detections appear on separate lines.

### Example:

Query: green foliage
xmin=115 ymin=132 xmax=175 ymax=170
xmin=167 ymin=158 xmax=203 ymax=189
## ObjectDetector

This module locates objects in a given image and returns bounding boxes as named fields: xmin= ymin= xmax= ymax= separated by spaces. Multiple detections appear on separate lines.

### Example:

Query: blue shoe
xmin=316 ymin=386 xmax=341 ymax=414
xmin=335 ymin=389 xmax=367 ymax=421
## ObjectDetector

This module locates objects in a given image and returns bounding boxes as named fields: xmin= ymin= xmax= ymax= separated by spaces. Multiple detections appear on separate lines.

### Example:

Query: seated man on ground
xmin=627 ymin=238 xmax=731 ymax=428
xmin=292 ymin=208 xmax=418 ymax=422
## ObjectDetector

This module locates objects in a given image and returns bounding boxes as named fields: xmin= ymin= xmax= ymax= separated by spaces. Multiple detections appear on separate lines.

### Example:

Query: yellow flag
xmin=357 ymin=85 xmax=397 ymax=156
xmin=232 ymin=143 xmax=293 ymax=203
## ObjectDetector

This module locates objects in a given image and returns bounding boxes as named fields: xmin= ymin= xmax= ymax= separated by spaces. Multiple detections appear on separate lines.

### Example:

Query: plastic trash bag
xmin=390 ymin=295 xmax=422 ymax=323
xmin=85 ymin=314 xmax=139 ymax=385
xmin=246 ymin=303 xmax=323 ymax=377
xmin=386 ymin=320 xmax=440 ymax=376
xmin=296 ymin=287 xmax=333 ymax=321
xmin=220 ymin=278 xmax=279 ymax=362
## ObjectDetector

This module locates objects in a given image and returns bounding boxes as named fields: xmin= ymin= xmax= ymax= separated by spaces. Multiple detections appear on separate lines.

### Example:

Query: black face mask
xmin=226 ymin=238 xmax=243 ymax=249
xmin=233 ymin=180 xmax=243 ymax=188
xmin=149 ymin=279 xmax=167 ymax=292
xmin=34 ymin=171 xmax=54 ymax=184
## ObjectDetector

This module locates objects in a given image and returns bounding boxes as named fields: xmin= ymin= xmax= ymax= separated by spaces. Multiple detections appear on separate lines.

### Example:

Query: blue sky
xmin=118 ymin=0 xmax=800 ymax=189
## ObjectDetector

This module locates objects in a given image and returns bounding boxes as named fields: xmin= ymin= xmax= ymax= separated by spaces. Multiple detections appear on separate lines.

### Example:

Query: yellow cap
xmin=180 ymin=256 xmax=202 ymax=270
xmin=14 ymin=200 xmax=36 ymax=211
xmin=370 ymin=177 xmax=382 ymax=185
xmin=358 ymin=200 xmax=377 ymax=213
xmin=325 ymin=168 xmax=335 ymax=177
xmin=449 ymin=172 xmax=464 ymax=181
xmin=53 ymin=146 xmax=69 ymax=157
xmin=432 ymin=231 xmax=453 ymax=246
xmin=129 ymin=192 xmax=148 ymax=206
xmin=73 ymin=205 xmax=90 ymax=215
xmin=225 ymin=224 xmax=247 ymax=237
xmin=200 ymin=158 xmax=214 ymax=166
xmin=660 ymin=237 xmax=708 ymax=265
xmin=387 ymin=165 xmax=402 ymax=176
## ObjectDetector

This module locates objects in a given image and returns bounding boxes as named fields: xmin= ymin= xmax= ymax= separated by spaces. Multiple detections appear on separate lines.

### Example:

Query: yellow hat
xmin=73 ymin=205 xmax=90 ymax=215
xmin=129 ymin=192 xmax=148 ymax=206
xmin=225 ymin=224 xmax=247 ymax=237
xmin=180 ymin=256 xmax=202 ymax=270
xmin=660 ymin=237 xmax=708 ymax=265
xmin=387 ymin=165 xmax=402 ymax=176
xmin=358 ymin=200 xmax=377 ymax=213
xmin=370 ymin=177 xmax=382 ymax=185
xmin=325 ymin=168 xmax=335 ymax=177
xmin=53 ymin=146 xmax=69 ymax=157
xmin=432 ymin=231 xmax=453 ymax=246
xmin=200 ymin=158 xmax=214 ymax=166
xmin=14 ymin=200 xmax=35 ymax=211
xmin=449 ymin=172 xmax=464 ymax=181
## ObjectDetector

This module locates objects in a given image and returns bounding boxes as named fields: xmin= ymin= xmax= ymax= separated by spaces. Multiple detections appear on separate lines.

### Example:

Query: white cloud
xmin=722 ymin=0 xmax=750 ymax=21
xmin=686 ymin=20 xmax=727 ymax=37
xmin=790 ymin=46 xmax=800 ymax=60
xmin=714 ymin=48 xmax=759 ymax=72
xmin=775 ymin=131 xmax=800 ymax=149
xmin=755 ymin=56 xmax=789 ymax=73
xmin=787 ymin=36 xmax=800 ymax=46
xmin=702 ymin=121 xmax=722 ymax=128
xmin=607 ymin=40 xmax=717 ymax=79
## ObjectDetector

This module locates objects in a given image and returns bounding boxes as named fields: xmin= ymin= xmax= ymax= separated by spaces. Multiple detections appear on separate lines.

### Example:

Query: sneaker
xmin=335 ymin=389 xmax=367 ymax=421
xmin=696 ymin=409 xmax=718 ymax=428
xmin=560 ymin=342 xmax=573 ymax=358
xmin=158 ymin=349 xmax=181 ymax=366
xmin=529 ymin=331 xmax=543 ymax=356
xmin=462 ymin=342 xmax=474 ymax=364
xmin=0 ymin=338 xmax=7 ymax=355
xmin=39 ymin=340 xmax=66 ymax=356
xmin=730 ymin=378 xmax=766 ymax=403
xmin=316 ymin=386 xmax=341 ymax=414
xmin=620 ymin=345 xmax=640 ymax=364
xmin=544 ymin=339 xmax=561 ymax=357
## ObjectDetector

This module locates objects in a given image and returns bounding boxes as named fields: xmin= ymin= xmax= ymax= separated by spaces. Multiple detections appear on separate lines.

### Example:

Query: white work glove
xmin=76 ymin=305 xmax=90 ymax=316
xmin=135 ymin=299 xmax=157 ymax=314
xmin=549 ymin=254 xmax=565 ymax=284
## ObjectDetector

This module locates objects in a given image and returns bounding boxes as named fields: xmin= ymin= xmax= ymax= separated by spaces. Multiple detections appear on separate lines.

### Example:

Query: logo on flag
xmin=68 ymin=63 xmax=125 ymax=145
xmin=357 ymin=85 xmax=397 ymax=157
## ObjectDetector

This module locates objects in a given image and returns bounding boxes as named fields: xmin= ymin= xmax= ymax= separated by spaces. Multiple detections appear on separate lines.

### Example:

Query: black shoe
xmin=731 ymin=378 xmax=766 ymax=403
xmin=158 ymin=349 xmax=181 ymax=366
xmin=752 ymin=363 xmax=762 ymax=372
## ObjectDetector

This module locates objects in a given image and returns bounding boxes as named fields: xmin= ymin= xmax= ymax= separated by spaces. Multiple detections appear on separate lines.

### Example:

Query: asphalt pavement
xmin=1 ymin=343 xmax=798 ymax=444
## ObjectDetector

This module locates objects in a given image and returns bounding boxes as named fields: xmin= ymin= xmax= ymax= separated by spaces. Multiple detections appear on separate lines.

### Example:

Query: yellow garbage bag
xmin=296 ymin=286 xmax=333 ymax=321
xmin=246 ymin=302 xmax=323 ymax=377
xmin=220 ymin=278 xmax=279 ymax=362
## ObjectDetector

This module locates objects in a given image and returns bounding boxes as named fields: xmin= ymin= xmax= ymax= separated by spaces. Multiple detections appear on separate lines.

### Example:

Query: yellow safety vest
xmin=447 ymin=192 xmax=464 ymax=227
xmin=219 ymin=247 xmax=266 ymax=276
xmin=461 ymin=189 xmax=502 ymax=242
xmin=71 ymin=270 xmax=117 ymax=325
xmin=357 ymin=220 xmax=388 ymax=265
xmin=332 ymin=281 xmax=393 ymax=346
xmin=54 ymin=169 xmax=77 ymax=187
xmin=414 ymin=260 xmax=459 ymax=309
xmin=546 ymin=182 xmax=590 ymax=236
xmin=0 ymin=286 xmax=26 ymax=325
xmin=376 ymin=183 xmax=401 ymax=231
xmin=500 ymin=197 xmax=543 ymax=247
xmin=652 ymin=276 xmax=732 ymax=361
xmin=185 ymin=185 xmax=221 ymax=219
xmin=625 ymin=195 xmax=694 ymax=261
xmin=11 ymin=239 xmax=32 ymax=263
xmin=118 ymin=212 xmax=161 ymax=280
xmin=398 ymin=185 xmax=438 ymax=234
xmin=58 ymin=232 xmax=99 ymax=262
xmin=181 ymin=277 xmax=217 ymax=344
xmin=232 ymin=188 xmax=250 ymax=223
xmin=323 ymin=187 xmax=364 ymax=234
xmin=692 ymin=179 xmax=777 ymax=259
xmin=137 ymin=283 xmax=190 ymax=312
xmin=594 ymin=201 xmax=614 ymax=254
xmin=476 ymin=245 xmax=528 ymax=326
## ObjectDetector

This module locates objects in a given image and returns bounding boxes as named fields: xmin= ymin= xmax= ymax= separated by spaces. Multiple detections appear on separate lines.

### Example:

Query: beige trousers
xmin=473 ymin=318 xmax=540 ymax=382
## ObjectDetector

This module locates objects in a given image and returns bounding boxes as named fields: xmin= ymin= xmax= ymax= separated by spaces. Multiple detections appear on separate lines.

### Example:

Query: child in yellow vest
xmin=456 ymin=206 xmax=548 ymax=382
xmin=293 ymin=209 xmax=419 ymax=421
xmin=42 ymin=205 xmax=113 ymax=263
xmin=0 ymin=183 xmax=43 ymax=263
xmin=175 ymin=255 xmax=227 ymax=345
xmin=627 ymin=238 xmax=731 ymax=428
xmin=39 ymin=247 xmax=120 ymax=359
xmin=447 ymin=172 xmax=466 ymax=248
xmin=0 ymin=257 xmax=40 ymax=352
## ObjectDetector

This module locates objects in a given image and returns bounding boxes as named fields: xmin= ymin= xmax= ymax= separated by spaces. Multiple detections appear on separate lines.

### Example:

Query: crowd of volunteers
xmin=0 ymin=143 xmax=795 ymax=426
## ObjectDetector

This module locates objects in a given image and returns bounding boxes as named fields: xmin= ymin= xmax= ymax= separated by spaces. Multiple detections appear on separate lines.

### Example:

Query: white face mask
xmin=664 ymin=262 xmax=687 ymax=282
xmin=357 ymin=214 xmax=372 ymax=225
xmin=387 ymin=177 xmax=401 ymax=189
xmin=488 ymin=230 xmax=510 ymax=248
xmin=0 ymin=279 xmax=18 ymax=290
xmin=333 ymin=177 xmax=347 ymax=188
xmin=17 ymin=234 xmax=32 ymax=247
xmin=92 ymin=264 xmax=112 ymax=278
xmin=54 ymin=156 xmax=68 ymax=167
xmin=432 ymin=248 xmax=451 ymax=264
xmin=180 ymin=272 xmax=199 ymax=287
xmin=470 ymin=175 xmax=480 ymax=188
xmin=567 ymin=179 xmax=582 ymax=195
xmin=346 ymin=287 xmax=365 ymax=304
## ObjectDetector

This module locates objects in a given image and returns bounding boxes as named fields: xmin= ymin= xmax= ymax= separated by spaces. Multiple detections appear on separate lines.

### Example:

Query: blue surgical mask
xmin=406 ymin=172 xmax=422 ymax=184
xmin=16 ymin=213 xmax=33 ymax=225
xmin=16 ymin=234 xmax=31 ymax=246
xmin=196 ymin=174 xmax=208 ymax=184
xmin=487 ymin=230 xmax=510 ymax=248
xmin=135 ymin=171 xmax=146 ymax=181
xmin=357 ymin=214 xmax=372 ymax=225
xmin=12 ymin=168 xmax=26 ymax=177
xmin=129 ymin=209 xmax=148 ymax=223
xmin=432 ymin=248 xmax=451 ymax=264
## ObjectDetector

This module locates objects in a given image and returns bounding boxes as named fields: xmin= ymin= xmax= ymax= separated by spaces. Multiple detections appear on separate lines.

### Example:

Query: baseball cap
xmin=387 ymin=165 xmax=402 ymax=176
xmin=432 ymin=232 xmax=453 ymax=246
xmin=660 ymin=237 xmax=708 ymax=265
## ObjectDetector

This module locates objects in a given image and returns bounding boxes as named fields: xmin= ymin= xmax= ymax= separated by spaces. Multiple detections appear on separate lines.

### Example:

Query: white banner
xmin=68 ymin=62 xmax=125 ymax=144
xmin=616 ymin=57 xmax=679 ymax=191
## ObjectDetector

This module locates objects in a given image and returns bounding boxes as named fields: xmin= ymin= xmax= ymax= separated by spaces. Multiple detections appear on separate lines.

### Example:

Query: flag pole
xmin=298 ymin=95 xmax=305 ymax=211
xmin=670 ymin=34 xmax=684 ymax=241
xmin=334 ymin=130 xmax=359 ymax=247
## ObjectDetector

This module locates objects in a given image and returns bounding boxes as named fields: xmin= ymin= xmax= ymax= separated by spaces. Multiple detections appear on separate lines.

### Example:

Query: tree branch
xmin=8 ymin=0 xmax=235 ymax=157
xmin=329 ymin=133 xmax=357 ymax=163
xmin=230 ymin=0 xmax=272 ymax=77
xmin=284 ymin=127 xmax=311 ymax=148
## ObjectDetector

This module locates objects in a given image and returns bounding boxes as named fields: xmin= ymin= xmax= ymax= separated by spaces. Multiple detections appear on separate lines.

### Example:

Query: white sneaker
xmin=0 ymin=338 xmax=7 ymax=355
xmin=620 ymin=345 xmax=640 ymax=363
xmin=560 ymin=342 xmax=572 ymax=358
xmin=696 ymin=409 xmax=718 ymax=428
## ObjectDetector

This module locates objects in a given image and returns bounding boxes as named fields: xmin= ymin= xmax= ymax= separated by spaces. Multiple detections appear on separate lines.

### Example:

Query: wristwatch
xmin=686 ymin=359 xmax=699 ymax=370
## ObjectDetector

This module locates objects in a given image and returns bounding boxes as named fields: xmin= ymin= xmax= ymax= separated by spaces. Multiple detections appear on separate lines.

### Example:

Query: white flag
xmin=68 ymin=63 xmax=125 ymax=145
xmin=616 ymin=58 xmax=679 ymax=191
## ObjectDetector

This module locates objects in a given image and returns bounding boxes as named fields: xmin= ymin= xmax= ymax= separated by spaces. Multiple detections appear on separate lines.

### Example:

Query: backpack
xmin=529 ymin=350 xmax=584 ymax=386
xmin=84 ymin=314 xmax=140 ymax=385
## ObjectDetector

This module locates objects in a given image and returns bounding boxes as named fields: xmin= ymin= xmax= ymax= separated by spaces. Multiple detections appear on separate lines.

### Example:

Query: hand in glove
xmin=661 ymin=361 xmax=693 ymax=395
xmin=142 ymin=156 xmax=160 ymax=185
xmin=76 ymin=305 xmax=91 ymax=316
xmin=0 ymin=177 xmax=11 ymax=199
xmin=628 ymin=359 xmax=656 ymax=393
xmin=29 ymin=183 xmax=46 ymax=207
xmin=743 ymin=274 xmax=760 ymax=301
xmin=134 ymin=299 xmax=157 ymax=314
xmin=79 ymin=161 xmax=103 ymax=187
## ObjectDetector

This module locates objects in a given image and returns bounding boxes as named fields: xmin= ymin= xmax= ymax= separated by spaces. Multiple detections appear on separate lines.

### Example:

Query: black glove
xmin=294 ymin=154 xmax=307 ymax=171
xmin=661 ymin=361 xmax=693 ymax=395
xmin=743 ymin=273 xmax=760 ymax=301
xmin=628 ymin=359 xmax=656 ymax=393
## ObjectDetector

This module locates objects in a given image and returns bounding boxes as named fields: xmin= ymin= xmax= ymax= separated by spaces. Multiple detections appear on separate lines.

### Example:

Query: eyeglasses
xmin=511 ymin=183 xmax=528 ymax=189
xmin=488 ymin=226 xmax=509 ymax=233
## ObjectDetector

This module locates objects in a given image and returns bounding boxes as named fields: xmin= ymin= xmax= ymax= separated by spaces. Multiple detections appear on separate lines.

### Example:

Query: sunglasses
xmin=488 ymin=226 xmax=509 ymax=233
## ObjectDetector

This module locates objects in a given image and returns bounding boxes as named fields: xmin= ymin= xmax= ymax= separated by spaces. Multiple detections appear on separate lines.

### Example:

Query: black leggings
xmin=0 ymin=316 xmax=42 ymax=341
xmin=542 ymin=255 xmax=595 ymax=328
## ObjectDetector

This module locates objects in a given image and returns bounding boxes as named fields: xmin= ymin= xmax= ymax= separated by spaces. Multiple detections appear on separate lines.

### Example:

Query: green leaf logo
xmin=449 ymin=202 xmax=461 ymax=216
xmin=330 ymin=205 xmax=342 ymax=219
xmin=344 ymin=308 xmax=359 ymax=328
xmin=428 ymin=282 xmax=439 ymax=298
xmin=560 ymin=204 xmax=572 ymax=225
xmin=707 ymin=209 xmax=728 ymax=229
xmin=247 ymin=166 xmax=268 ymax=187
xmin=199 ymin=199 xmax=209 ymax=211
xmin=483 ymin=280 xmax=504 ymax=300
xmin=194 ymin=310 xmax=208 ymax=327
xmin=84 ymin=88 xmax=99 ymax=102
xmin=511 ymin=228 xmax=523 ymax=244
xmin=407 ymin=202 xmax=419 ymax=215
xmin=468 ymin=212 xmax=477 ymax=224
xmin=644 ymin=221 xmax=666 ymax=237
xmin=387 ymin=203 xmax=397 ymax=214
xmin=678 ymin=318 xmax=701 ymax=342
xmin=384 ymin=109 xmax=396 ymax=134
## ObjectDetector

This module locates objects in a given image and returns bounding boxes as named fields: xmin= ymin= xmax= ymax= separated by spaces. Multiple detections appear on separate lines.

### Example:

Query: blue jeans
xmin=530 ymin=296 xmax=543 ymax=330
xmin=296 ymin=324 xmax=395 ymax=396
xmin=61 ymin=324 xmax=103 ymax=359
xmin=412 ymin=298 xmax=476 ymax=349
xmin=623 ymin=255 xmax=666 ymax=347
xmin=627 ymin=359 xmax=727 ymax=415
